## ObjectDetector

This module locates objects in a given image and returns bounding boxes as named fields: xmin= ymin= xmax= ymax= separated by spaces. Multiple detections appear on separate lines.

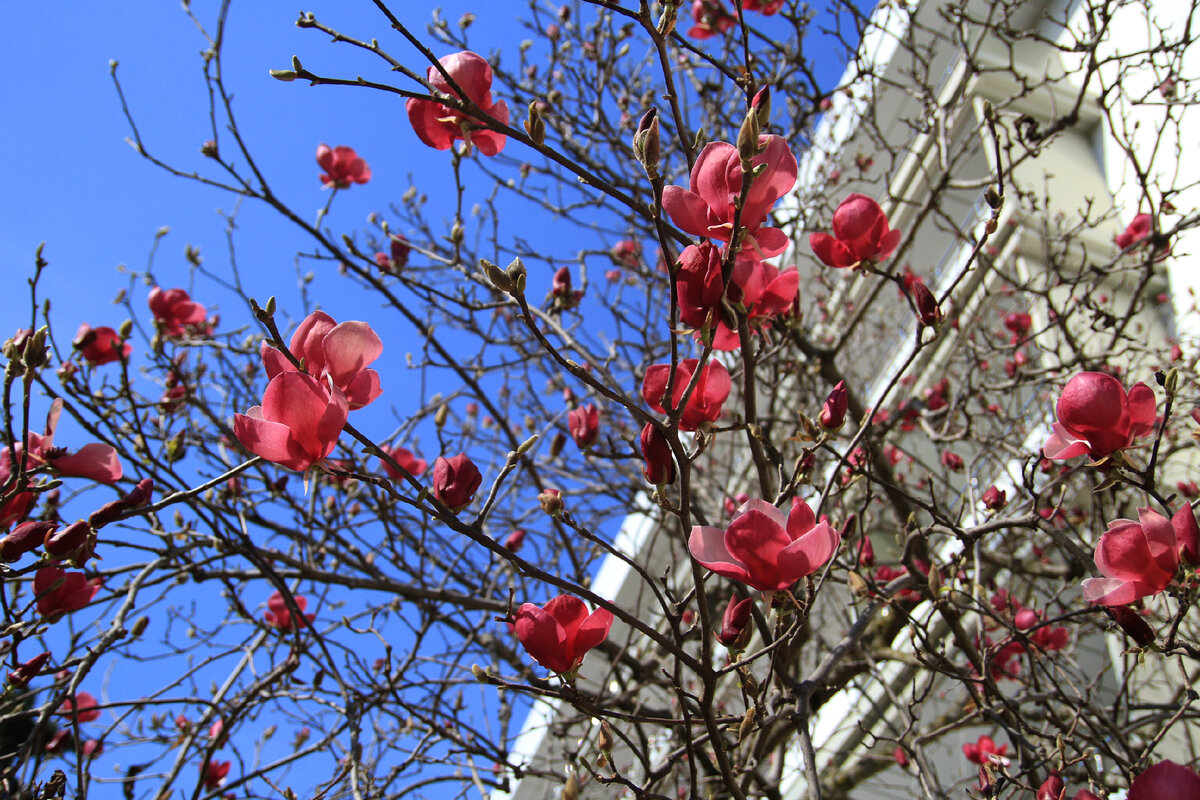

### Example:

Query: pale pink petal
xmin=322 ymin=321 xmax=383 ymax=389
xmin=777 ymin=521 xmax=839 ymax=582
xmin=1043 ymin=422 xmax=1091 ymax=460
xmin=688 ymin=525 xmax=751 ymax=584
xmin=51 ymin=444 xmax=122 ymax=484
xmin=1081 ymin=577 xmax=1145 ymax=605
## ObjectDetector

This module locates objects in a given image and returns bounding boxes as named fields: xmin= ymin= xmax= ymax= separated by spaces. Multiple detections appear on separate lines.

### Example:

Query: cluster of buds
xmin=3 ymin=327 xmax=50 ymax=377
xmin=481 ymin=257 xmax=528 ymax=296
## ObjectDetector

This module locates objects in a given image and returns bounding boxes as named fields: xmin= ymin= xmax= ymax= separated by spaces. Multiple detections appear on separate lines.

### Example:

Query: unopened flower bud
xmin=524 ymin=101 xmax=546 ymax=145
xmin=505 ymin=257 xmax=528 ymax=294
xmin=549 ymin=431 xmax=567 ymax=459
xmin=481 ymin=259 xmax=513 ymax=293
xmin=908 ymin=281 xmax=943 ymax=328
xmin=1036 ymin=773 xmax=1065 ymax=800
xmin=597 ymin=720 xmax=614 ymax=754
xmin=504 ymin=529 xmax=526 ymax=552
xmin=751 ymin=86 xmax=771 ymax=129
xmin=639 ymin=423 xmax=676 ymax=485
xmin=736 ymin=107 xmax=761 ymax=164
xmin=818 ymin=380 xmax=848 ymax=431
xmin=538 ymin=488 xmax=564 ymax=516
xmin=1 ymin=520 xmax=55 ymax=562
xmin=716 ymin=596 xmax=753 ymax=651
xmin=633 ymin=109 xmax=660 ymax=178
xmin=8 ymin=651 xmax=51 ymax=688
xmin=43 ymin=520 xmax=94 ymax=562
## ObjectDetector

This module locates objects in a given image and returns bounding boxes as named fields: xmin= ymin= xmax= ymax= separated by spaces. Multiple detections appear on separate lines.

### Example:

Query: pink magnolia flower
xmin=1115 ymin=213 xmax=1152 ymax=250
xmin=675 ymin=242 xmax=798 ymax=350
xmin=688 ymin=0 xmax=737 ymax=38
xmin=513 ymin=595 xmax=613 ymax=675
xmin=316 ymin=144 xmax=371 ymax=188
xmin=980 ymin=485 xmax=1007 ymax=511
xmin=59 ymin=691 xmax=100 ymax=723
xmin=503 ymin=529 xmax=526 ymax=552
xmin=715 ymin=596 xmax=753 ymax=648
xmin=264 ymin=590 xmax=315 ymax=632
xmin=379 ymin=445 xmax=427 ymax=480
xmin=200 ymin=760 xmax=231 ymax=791
xmin=641 ymin=359 xmax=731 ymax=431
xmin=34 ymin=566 xmax=101 ymax=617
xmin=639 ymin=423 xmax=676 ymax=485
xmin=1081 ymin=506 xmax=1193 ymax=605
xmin=262 ymin=311 xmax=383 ymax=410
xmin=432 ymin=453 xmax=482 ymax=511
xmin=818 ymin=381 xmax=848 ymax=431
xmin=406 ymin=51 xmax=510 ymax=156
xmin=743 ymin=0 xmax=783 ymax=12
xmin=233 ymin=372 xmax=349 ymax=472
xmin=1043 ymin=372 xmax=1155 ymax=461
xmin=809 ymin=194 xmax=902 ymax=269
xmin=962 ymin=734 xmax=1007 ymax=765
xmin=567 ymin=404 xmax=600 ymax=449
xmin=375 ymin=234 xmax=411 ymax=273
xmin=148 ymin=287 xmax=208 ymax=337
xmin=73 ymin=323 xmax=131 ymax=365
xmin=1128 ymin=760 xmax=1200 ymax=799
xmin=610 ymin=239 xmax=641 ymax=268
xmin=662 ymin=135 xmax=798 ymax=259
xmin=688 ymin=498 xmax=839 ymax=592
xmin=6 ymin=399 xmax=123 ymax=485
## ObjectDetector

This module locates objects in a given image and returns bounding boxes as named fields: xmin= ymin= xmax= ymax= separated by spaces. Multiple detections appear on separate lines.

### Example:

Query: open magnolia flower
xmin=809 ymin=194 xmax=902 ymax=269
xmin=1081 ymin=505 xmax=1197 ymax=605
xmin=261 ymin=311 xmax=383 ymax=410
xmin=233 ymin=372 xmax=349 ymax=472
xmin=406 ymin=51 xmax=509 ymax=156
xmin=661 ymin=135 xmax=797 ymax=259
xmin=688 ymin=498 xmax=839 ymax=592
xmin=148 ymin=287 xmax=208 ymax=337
xmin=316 ymin=143 xmax=371 ymax=188
xmin=641 ymin=359 xmax=730 ymax=431
xmin=1043 ymin=371 xmax=1155 ymax=461
xmin=513 ymin=595 xmax=613 ymax=675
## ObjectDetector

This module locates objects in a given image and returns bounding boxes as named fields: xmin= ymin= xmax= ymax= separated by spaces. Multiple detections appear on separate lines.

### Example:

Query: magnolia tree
xmin=4 ymin=0 xmax=1200 ymax=798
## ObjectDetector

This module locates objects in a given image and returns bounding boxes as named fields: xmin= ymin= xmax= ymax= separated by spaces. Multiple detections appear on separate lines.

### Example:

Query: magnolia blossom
xmin=962 ymin=735 xmax=1008 ymax=765
xmin=1128 ymin=760 xmax=1200 ymax=799
xmin=743 ymin=0 xmax=784 ymax=12
xmin=74 ymin=323 xmax=131 ymax=365
xmin=513 ymin=595 xmax=613 ymax=675
xmin=262 ymin=311 xmax=383 ymax=410
xmin=610 ymin=239 xmax=641 ymax=267
xmin=316 ymin=143 xmax=371 ymax=188
xmin=639 ymin=423 xmax=676 ymax=485
xmin=675 ymin=242 xmax=798 ymax=350
xmin=264 ymin=590 xmax=315 ymax=632
xmin=34 ymin=566 xmax=101 ymax=617
xmin=149 ymin=287 xmax=208 ymax=337
xmin=233 ymin=372 xmax=349 ymax=472
xmin=1043 ymin=372 xmax=1155 ymax=461
xmin=688 ymin=498 xmax=839 ymax=592
xmin=1081 ymin=506 xmax=1196 ymax=605
xmin=379 ymin=445 xmax=427 ymax=480
xmin=406 ymin=51 xmax=509 ymax=156
xmin=59 ymin=691 xmax=101 ymax=722
xmin=715 ymin=596 xmax=753 ymax=648
xmin=687 ymin=0 xmax=736 ymax=38
xmin=567 ymin=404 xmax=600 ymax=449
xmin=432 ymin=453 xmax=482 ymax=511
xmin=662 ymin=135 xmax=798 ymax=258
xmin=641 ymin=359 xmax=730 ymax=431
xmin=809 ymin=194 xmax=902 ymax=269
xmin=818 ymin=381 xmax=848 ymax=430
xmin=1115 ymin=213 xmax=1152 ymax=250
xmin=201 ymin=760 xmax=231 ymax=791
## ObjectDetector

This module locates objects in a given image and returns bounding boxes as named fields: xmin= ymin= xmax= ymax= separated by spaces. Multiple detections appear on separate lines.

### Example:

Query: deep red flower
xmin=200 ymin=760 xmax=231 ymax=791
xmin=687 ymin=0 xmax=737 ymax=38
xmin=567 ymin=404 xmax=600 ymax=448
xmin=73 ymin=323 xmax=131 ymax=365
xmin=1128 ymin=760 xmax=1200 ymax=800
xmin=513 ymin=595 xmax=613 ymax=675
xmin=1082 ymin=506 xmax=1188 ymax=605
xmin=980 ymin=485 xmax=1007 ymax=510
xmin=1003 ymin=311 xmax=1032 ymax=338
xmin=378 ymin=445 xmax=428 ymax=480
xmin=1116 ymin=213 xmax=1152 ymax=250
xmin=264 ymin=590 xmax=315 ymax=632
xmin=610 ymin=239 xmax=641 ymax=268
xmin=809 ymin=194 xmax=902 ymax=269
xmin=743 ymin=0 xmax=784 ymax=13
xmin=148 ymin=287 xmax=208 ymax=337
xmin=908 ymin=281 xmax=943 ymax=327
xmin=818 ymin=381 xmax=848 ymax=431
xmin=261 ymin=310 xmax=383 ymax=411
xmin=675 ymin=242 xmax=798 ymax=350
xmin=316 ymin=143 xmax=371 ymax=188
xmin=59 ymin=691 xmax=101 ymax=723
xmin=234 ymin=372 xmax=348 ymax=472
xmin=639 ymin=424 xmax=676 ymax=485
xmin=406 ymin=51 xmax=509 ymax=156
xmin=375 ymin=234 xmax=411 ymax=273
xmin=688 ymin=498 xmax=839 ymax=592
xmin=504 ymin=529 xmax=526 ymax=552
xmin=962 ymin=734 xmax=1007 ymax=765
xmin=662 ymin=135 xmax=797 ymax=259
xmin=7 ymin=651 xmax=50 ymax=688
xmin=34 ymin=566 xmax=101 ymax=617
xmin=0 ymin=520 xmax=54 ymax=562
xmin=1043 ymin=372 xmax=1156 ymax=461
xmin=641 ymin=359 xmax=730 ymax=431
xmin=715 ymin=596 xmax=753 ymax=648
xmin=432 ymin=453 xmax=482 ymax=511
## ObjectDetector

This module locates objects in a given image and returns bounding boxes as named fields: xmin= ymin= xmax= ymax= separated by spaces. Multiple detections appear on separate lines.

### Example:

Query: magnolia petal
xmin=777 ymin=521 xmax=839 ymax=583
xmin=661 ymin=186 xmax=716 ymax=239
xmin=1082 ymin=576 xmax=1147 ymax=606
xmin=322 ymin=321 xmax=383 ymax=389
xmin=514 ymin=602 xmax=572 ymax=674
xmin=688 ymin=525 xmax=751 ymax=584
xmin=51 ymin=444 xmax=123 ymax=484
